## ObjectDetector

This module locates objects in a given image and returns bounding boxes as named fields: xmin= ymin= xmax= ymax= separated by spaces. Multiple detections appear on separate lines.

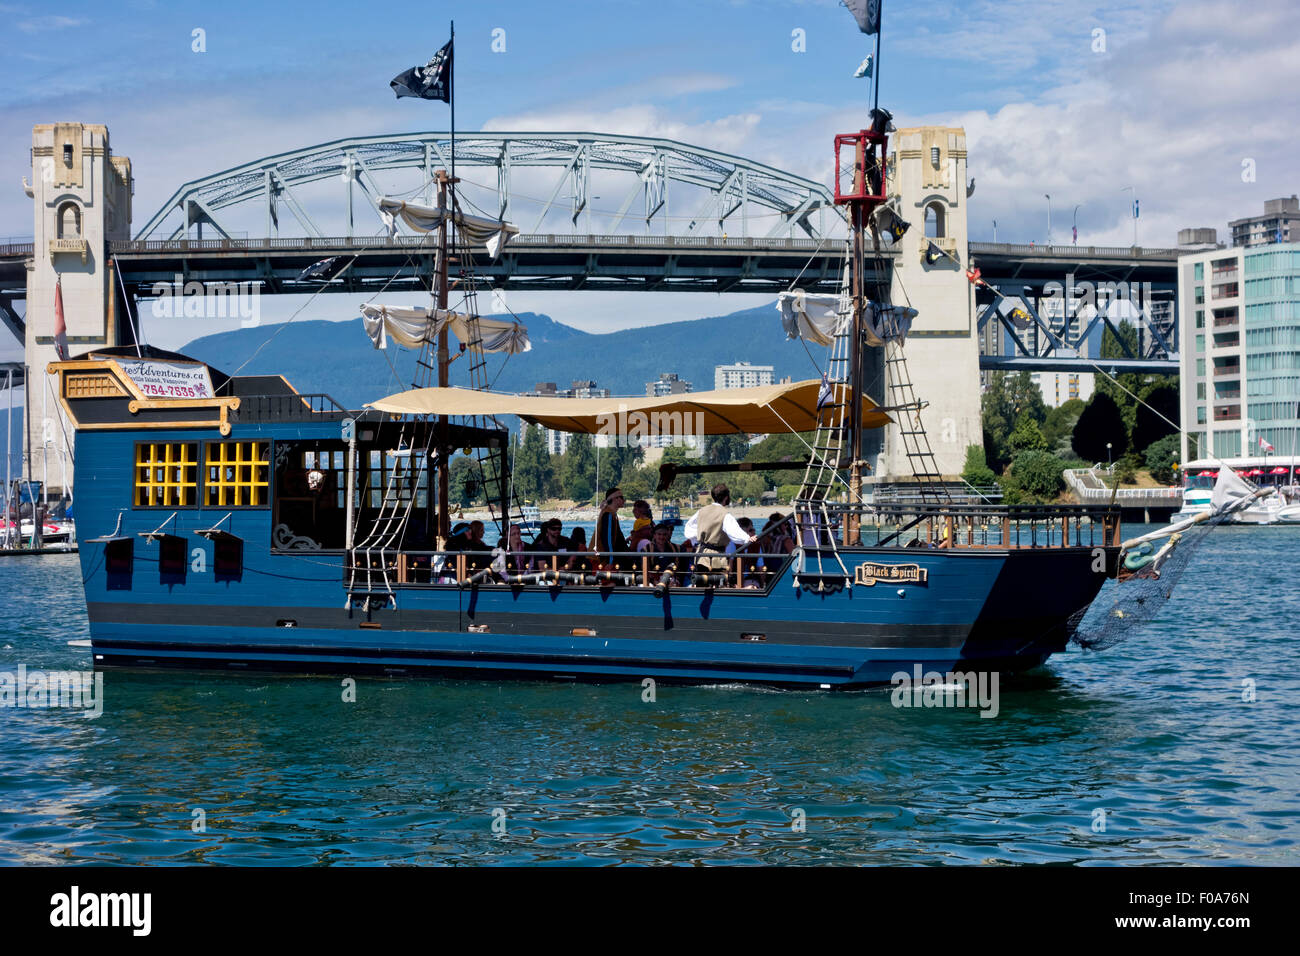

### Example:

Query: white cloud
xmin=18 ymin=15 xmax=86 ymax=32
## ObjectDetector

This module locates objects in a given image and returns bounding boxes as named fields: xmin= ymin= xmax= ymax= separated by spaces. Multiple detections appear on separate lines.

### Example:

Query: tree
xmin=705 ymin=433 xmax=751 ymax=466
xmin=1144 ymin=434 xmax=1181 ymax=486
xmin=558 ymin=433 xmax=596 ymax=498
xmin=1071 ymin=392 xmax=1128 ymax=464
xmin=744 ymin=431 xmax=812 ymax=486
xmin=1131 ymin=382 xmax=1180 ymax=455
xmin=982 ymin=371 xmax=1047 ymax=471
xmin=961 ymin=444 xmax=997 ymax=488
xmin=1007 ymin=412 xmax=1049 ymax=454
xmin=513 ymin=425 xmax=553 ymax=502
xmin=447 ymin=455 xmax=478 ymax=506
xmin=598 ymin=440 xmax=644 ymax=492
xmin=1042 ymin=398 xmax=1085 ymax=451
xmin=1009 ymin=450 xmax=1066 ymax=501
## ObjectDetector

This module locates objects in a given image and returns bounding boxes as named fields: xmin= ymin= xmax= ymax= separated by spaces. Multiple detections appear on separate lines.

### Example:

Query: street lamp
xmin=1106 ymin=442 xmax=1113 ymax=469
xmin=1072 ymin=203 xmax=1082 ymax=245
xmin=1045 ymin=194 xmax=1052 ymax=246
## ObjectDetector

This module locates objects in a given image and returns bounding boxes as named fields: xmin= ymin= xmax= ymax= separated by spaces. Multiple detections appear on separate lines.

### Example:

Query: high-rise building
xmin=520 ymin=380 xmax=610 ymax=455
xmin=646 ymin=372 xmax=692 ymax=397
xmin=714 ymin=361 xmax=773 ymax=390
xmin=1178 ymin=241 xmax=1300 ymax=462
xmin=1229 ymin=196 xmax=1300 ymax=249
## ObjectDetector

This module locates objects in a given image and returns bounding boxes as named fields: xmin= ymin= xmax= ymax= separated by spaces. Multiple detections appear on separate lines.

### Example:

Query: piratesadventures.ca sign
xmin=113 ymin=358 xmax=214 ymax=399
xmin=854 ymin=562 xmax=928 ymax=586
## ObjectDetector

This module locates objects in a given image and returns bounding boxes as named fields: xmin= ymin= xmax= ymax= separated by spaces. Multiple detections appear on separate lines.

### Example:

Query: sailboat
xmin=46 ymin=6 xmax=1231 ymax=686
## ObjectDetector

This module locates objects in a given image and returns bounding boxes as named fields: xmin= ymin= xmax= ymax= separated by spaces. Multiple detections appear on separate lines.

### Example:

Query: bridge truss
xmin=135 ymin=132 xmax=841 ymax=243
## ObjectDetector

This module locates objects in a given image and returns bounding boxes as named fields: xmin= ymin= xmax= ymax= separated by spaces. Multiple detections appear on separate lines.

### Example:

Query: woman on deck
xmin=566 ymin=527 xmax=595 ymax=574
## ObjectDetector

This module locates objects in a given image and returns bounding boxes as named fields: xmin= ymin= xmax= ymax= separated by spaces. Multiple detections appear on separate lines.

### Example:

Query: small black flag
xmin=391 ymin=40 xmax=453 ymax=102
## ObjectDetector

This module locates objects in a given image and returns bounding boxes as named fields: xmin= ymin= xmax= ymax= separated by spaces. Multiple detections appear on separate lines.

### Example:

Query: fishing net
xmin=1069 ymin=508 xmax=1233 ymax=651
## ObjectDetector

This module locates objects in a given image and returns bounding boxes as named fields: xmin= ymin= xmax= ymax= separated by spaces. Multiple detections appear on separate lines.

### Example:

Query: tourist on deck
xmin=736 ymin=516 xmax=765 ymax=588
xmin=527 ymin=518 xmax=569 ymax=571
xmin=628 ymin=499 xmax=654 ymax=551
xmin=760 ymin=512 xmax=796 ymax=556
xmin=684 ymin=483 xmax=756 ymax=585
xmin=595 ymin=486 xmax=631 ymax=569
xmin=502 ymin=523 xmax=532 ymax=574
xmin=646 ymin=520 xmax=682 ymax=587
xmin=565 ymin=527 xmax=595 ymax=574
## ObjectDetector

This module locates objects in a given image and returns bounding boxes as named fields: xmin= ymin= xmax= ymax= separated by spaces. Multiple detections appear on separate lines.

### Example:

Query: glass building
xmin=1179 ymin=241 xmax=1300 ymax=461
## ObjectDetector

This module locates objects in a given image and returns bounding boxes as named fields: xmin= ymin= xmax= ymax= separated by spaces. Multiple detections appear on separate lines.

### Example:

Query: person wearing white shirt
xmin=684 ymin=483 xmax=756 ymax=581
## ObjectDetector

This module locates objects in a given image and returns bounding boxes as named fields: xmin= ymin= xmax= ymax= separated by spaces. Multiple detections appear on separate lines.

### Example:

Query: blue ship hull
xmin=62 ymin=377 xmax=1116 ymax=689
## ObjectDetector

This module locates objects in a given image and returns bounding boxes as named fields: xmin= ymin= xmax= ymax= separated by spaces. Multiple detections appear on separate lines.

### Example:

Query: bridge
xmin=1 ymin=129 xmax=1182 ymax=371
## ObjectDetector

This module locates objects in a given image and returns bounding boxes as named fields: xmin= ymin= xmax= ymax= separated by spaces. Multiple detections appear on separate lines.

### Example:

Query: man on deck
xmin=684 ymin=482 xmax=756 ymax=582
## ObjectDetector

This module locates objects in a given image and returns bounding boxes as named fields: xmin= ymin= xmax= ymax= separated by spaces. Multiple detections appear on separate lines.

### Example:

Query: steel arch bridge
xmin=135 ymin=132 xmax=840 ymax=242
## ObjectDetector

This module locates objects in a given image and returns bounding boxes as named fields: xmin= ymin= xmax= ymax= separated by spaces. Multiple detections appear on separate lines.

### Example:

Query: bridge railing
xmin=0 ymin=241 xmax=34 ymax=257
xmin=109 ymin=234 xmax=836 ymax=255
xmin=969 ymin=241 xmax=1182 ymax=259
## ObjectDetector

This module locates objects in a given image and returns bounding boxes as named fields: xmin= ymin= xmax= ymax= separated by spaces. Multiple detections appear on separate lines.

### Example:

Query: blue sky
xmin=2 ymin=0 xmax=1297 ymax=354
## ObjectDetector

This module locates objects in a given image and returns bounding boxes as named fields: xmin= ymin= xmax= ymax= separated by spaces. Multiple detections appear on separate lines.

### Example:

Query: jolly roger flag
xmin=842 ymin=0 xmax=882 ymax=35
xmin=391 ymin=40 xmax=452 ymax=102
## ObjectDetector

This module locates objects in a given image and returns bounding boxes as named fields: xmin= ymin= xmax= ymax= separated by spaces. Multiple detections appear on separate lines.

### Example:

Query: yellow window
xmin=134 ymin=442 xmax=198 ymax=507
xmin=204 ymin=441 xmax=270 ymax=507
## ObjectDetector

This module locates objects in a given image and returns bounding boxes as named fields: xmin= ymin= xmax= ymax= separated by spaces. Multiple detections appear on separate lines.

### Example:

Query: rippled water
xmin=1 ymin=524 xmax=1297 ymax=865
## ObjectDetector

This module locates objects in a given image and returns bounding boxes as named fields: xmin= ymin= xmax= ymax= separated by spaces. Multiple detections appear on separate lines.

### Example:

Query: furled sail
xmin=378 ymin=198 xmax=520 ymax=258
xmin=776 ymin=290 xmax=917 ymax=346
xmin=862 ymin=301 xmax=917 ymax=346
xmin=360 ymin=304 xmax=531 ymax=353
xmin=777 ymin=290 xmax=846 ymax=347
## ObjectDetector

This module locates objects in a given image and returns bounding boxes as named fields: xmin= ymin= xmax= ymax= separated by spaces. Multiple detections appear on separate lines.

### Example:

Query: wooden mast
xmin=846 ymin=142 xmax=866 ymax=546
xmin=435 ymin=169 xmax=451 ymax=543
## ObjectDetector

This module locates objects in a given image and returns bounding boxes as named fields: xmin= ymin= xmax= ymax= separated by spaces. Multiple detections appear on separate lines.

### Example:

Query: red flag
xmin=1259 ymin=436 xmax=1275 ymax=453
xmin=53 ymin=275 xmax=69 ymax=361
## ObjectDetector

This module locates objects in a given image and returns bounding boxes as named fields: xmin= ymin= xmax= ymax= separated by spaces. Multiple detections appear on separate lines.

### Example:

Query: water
xmin=1 ymin=524 xmax=1297 ymax=865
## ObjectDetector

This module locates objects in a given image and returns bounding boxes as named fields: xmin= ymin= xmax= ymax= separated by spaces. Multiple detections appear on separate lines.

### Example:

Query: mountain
xmin=180 ymin=302 xmax=814 ymax=411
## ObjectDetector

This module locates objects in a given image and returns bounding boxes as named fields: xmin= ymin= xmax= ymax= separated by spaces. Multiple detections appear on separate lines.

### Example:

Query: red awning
xmin=1247 ymin=469 xmax=1264 ymax=476
xmin=1271 ymin=466 xmax=1289 ymax=474
xmin=1197 ymin=470 xmax=1217 ymax=476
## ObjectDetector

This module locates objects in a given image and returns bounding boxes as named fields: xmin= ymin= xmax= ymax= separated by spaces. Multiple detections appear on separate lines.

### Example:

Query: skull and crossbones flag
xmin=391 ymin=40 xmax=452 ymax=102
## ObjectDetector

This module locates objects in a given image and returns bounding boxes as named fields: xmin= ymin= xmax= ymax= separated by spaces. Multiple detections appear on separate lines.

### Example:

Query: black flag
xmin=842 ymin=0 xmax=881 ymax=35
xmin=297 ymin=256 xmax=354 ymax=282
xmin=391 ymin=40 xmax=452 ymax=102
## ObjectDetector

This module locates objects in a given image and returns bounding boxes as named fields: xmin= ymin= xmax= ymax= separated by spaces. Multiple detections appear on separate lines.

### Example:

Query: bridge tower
xmin=24 ymin=123 xmax=133 ymax=488
xmin=874 ymin=126 xmax=982 ymax=481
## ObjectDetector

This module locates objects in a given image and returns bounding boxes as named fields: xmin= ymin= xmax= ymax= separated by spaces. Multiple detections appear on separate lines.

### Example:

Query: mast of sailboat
xmin=435 ymin=20 xmax=456 ymax=544
xmin=847 ymin=168 xmax=865 ymax=546
xmin=436 ymin=169 xmax=453 ymax=543
xmin=844 ymin=0 xmax=885 ymax=547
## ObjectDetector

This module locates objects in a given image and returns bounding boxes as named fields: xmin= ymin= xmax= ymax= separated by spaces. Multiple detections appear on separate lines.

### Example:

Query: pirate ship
xmin=49 ymin=6 xmax=1154 ymax=688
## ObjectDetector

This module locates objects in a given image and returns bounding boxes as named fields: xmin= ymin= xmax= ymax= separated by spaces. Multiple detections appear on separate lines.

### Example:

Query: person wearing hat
xmin=595 ymin=486 xmax=631 ymax=569
xmin=527 ymin=518 xmax=570 ymax=567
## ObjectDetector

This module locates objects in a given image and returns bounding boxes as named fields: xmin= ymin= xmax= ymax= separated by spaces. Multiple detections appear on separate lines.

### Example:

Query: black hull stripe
xmin=90 ymin=638 xmax=862 ymax=676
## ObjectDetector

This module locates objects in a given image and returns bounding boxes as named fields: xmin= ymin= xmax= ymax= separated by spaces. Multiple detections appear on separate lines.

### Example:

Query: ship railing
xmin=343 ymin=548 xmax=793 ymax=592
xmin=229 ymin=392 xmax=348 ymax=422
xmin=827 ymin=502 xmax=1121 ymax=550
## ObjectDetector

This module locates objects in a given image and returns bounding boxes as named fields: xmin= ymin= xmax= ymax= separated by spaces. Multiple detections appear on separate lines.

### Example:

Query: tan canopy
xmin=367 ymin=379 xmax=890 ymax=436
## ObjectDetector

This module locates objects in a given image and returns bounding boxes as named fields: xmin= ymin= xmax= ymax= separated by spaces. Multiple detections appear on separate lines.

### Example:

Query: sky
xmin=2 ymin=0 xmax=1297 ymax=356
